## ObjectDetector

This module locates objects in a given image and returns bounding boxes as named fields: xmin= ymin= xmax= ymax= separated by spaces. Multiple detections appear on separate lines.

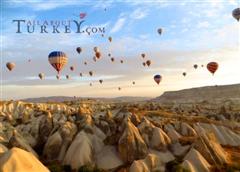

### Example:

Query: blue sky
xmin=1 ymin=0 xmax=240 ymax=99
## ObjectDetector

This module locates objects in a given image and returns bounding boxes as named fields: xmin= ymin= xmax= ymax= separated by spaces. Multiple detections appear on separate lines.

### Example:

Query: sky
xmin=1 ymin=0 xmax=240 ymax=100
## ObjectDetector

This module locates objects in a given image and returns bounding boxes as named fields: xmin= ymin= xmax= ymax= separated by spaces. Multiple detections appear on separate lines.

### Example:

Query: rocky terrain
xmin=0 ymin=85 xmax=240 ymax=172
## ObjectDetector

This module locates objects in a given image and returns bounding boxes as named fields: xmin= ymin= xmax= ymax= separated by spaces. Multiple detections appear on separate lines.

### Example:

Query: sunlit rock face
xmin=0 ymin=96 xmax=240 ymax=172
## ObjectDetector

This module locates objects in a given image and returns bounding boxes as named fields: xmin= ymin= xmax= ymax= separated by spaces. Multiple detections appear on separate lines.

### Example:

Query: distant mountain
xmin=153 ymin=84 xmax=240 ymax=103
xmin=21 ymin=96 xmax=151 ymax=103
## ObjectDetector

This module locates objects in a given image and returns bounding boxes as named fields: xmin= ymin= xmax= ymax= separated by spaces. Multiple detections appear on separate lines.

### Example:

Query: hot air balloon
xmin=38 ymin=73 xmax=44 ymax=80
xmin=99 ymin=79 xmax=103 ymax=84
xmin=6 ymin=62 xmax=15 ymax=71
xmin=94 ymin=47 xmax=99 ymax=53
xmin=141 ymin=53 xmax=145 ymax=58
xmin=111 ymin=57 xmax=115 ymax=62
xmin=118 ymin=87 xmax=121 ymax=91
xmin=93 ymin=56 xmax=97 ymax=62
xmin=90 ymin=83 xmax=92 ymax=86
xmin=146 ymin=60 xmax=151 ymax=67
xmin=48 ymin=51 xmax=68 ymax=74
xmin=154 ymin=74 xmax=162 ymax=85
xmin=89 ymin=71 xmax=93 ymax=76
xmin=157 ymin=28 xmax=163 ymax=35
xmin=143 ymin=62 xmax=146 ymax=67
xmin=207 ymin=62 xmax=218 ymax=75
xmin=56 ymin=75 xmax=60 ymax=80
xmin=132 ymin=81 xmax=135 ymax=85
xmin=95 ymin=52 xmax=101 ymax=59
xmin=193 ymin=64 xmax=198 ymax=69
xmin=108 ymin=36 xmax=112 ymax=42
xmin=201 ymin=64 xmax=204 ymax=67
xmin=66 ymin=75 xmax=70 ymax=79
xmin=120 ymin=60 xmax=124 ymax=64
xmin=101 ymin=34 xmax=104 ymax=37
xmin=28 ymin=59 xmax=31 ymax=62
xmin=76 ymin=47 xmax=82 ymax=54
xmin=182 ymin=72 xmax=186 ymax=77
xmin=79 ymin=73 xmax=83 ymax=77
xmin=108 ymin=53 xmax=111 ymax=57
xmin=70 ymin=66 xmax=74 ymax=71
xmin=232 ymin=8 xmax=240 ymax=21
xmin=84 ymin=61 xmax=87 ymax=65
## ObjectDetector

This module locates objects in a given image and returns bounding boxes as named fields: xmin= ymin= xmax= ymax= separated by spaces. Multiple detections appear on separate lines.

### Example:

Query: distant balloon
xmin=84 ymin=61 xmax=87 ymax=65
xmin=146 ymin=60 xmax=151 ymax=67
xmin=48 ymin=51 xmax=68 ymax=74
xmin=101 ymin=34 xmax=104 ymax=37
xmin=118 ymin=87 xmax=121 ymax=91
xmin=108 ymin=36 xmax=112 ymax=42
xmin=154 ymin=74 xmax=162 ymax=85
xmin=132 ymin=81 xmax=135 ymax=85
xmin=193 ymin=64 xmax=198 ymax=69
xmin=66 ymin=75 xmax=70 ymax=79
xmin=232 ymin=8 xmax=240 ymax=21
xmin=201 ymin=64 xmax=204 ymax=68
xmin=70 ymin=66 xmax=74 ymax=71
xmin=108 ymin=53 xmax=111 ymax=57
xmin=141 ymin=53 xmax=145 ymax=58
xmin=182 ymin=72 xmax=187 ymax=77
xmin=90 ymin=83 xmax=92 ymax=86
xmin=79 ymin=73 xmax=83 ymax=77
xmin=99 ymin=79 xmax=103 ymax=84
xmin=94 ymin=47 xmax=99 ymax=53
xmin=56 ymin=75 xmax=60 ymax=80
xmin=93 ymin=56 xmax=97 ymax=62
xmin=38 ymin=73 xmax=44 ymax=80
xmin=207 ymin=62 xmax=218 ymax=75
xmin=111 ymin=57 xmax=115 ymax=62
xmin=157 ymin=28 xmax=163 ymax=35
xmin=95 ymin=52 xmax=101 ymax=59
xmin=89 ymin=71 xmax=93 ymax=76
xmin=143 ymin=62 xmax=146 ymax=67
xmin=28 ymin=59 xmax=31 ymax=62
xmin=76 ymin=47 xmax=82 ymax=54
xmin=6 ymin=62 xmax=15 ymax=71
xmin=120 ymin=60 xmax=124 ymax=64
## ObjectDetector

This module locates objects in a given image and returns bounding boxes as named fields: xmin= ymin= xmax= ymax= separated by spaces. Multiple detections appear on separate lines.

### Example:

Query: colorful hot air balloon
xmin=158 ymin=28 xmax=163 ymax=35
xmin=182 ymin=72 xmax=187 ymax=77
xmin=95 ymin=52 xmax=101 ymax=59
xmin=141 ymin=53 xmax=145 ymax=58
xmin=108 ymin=36 xmax=112 ymax=42
xmin=70 ymin=66 xmax=74 ymax=71
xmin=89 ymin=71 xmax=93 ymax=76
xmin=6 ymin=62 xmax=15 ymax=71
xmin=143 ymin=62 xmax=146 ymax=67
xmin=76 ymin=47 xmax=82 ymax=54
xmin=111 ymin=57 xmax=115 ymax=62
xmin=232 ymin=8 xmax=240 ymax=21
xmin=38 ymin=73 xmax=44 ymax=80
xmin=207 ymin=62 xmax=218 ymax=75
xmin=193 ymin=64 xmax=198 ymax=69
xmin=146 ymin=60 xmax=151 ymax=67
xmin=48 ymin=51 xmax=68 ymax=74
xmin=99 ymin=79 xmax=103 ymax=84
xmin=154 ymin=74 xmax=162 ymax=85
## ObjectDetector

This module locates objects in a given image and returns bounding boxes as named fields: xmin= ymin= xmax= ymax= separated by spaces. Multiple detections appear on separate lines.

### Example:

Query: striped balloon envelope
xmin=48 ymin=51 xmax=68 ymax=74
xmin=207 ymin=62 xmax=218 ymax=75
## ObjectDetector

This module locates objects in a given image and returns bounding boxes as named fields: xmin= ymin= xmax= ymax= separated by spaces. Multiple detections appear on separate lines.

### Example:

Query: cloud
xmin=110 ymin=17 xmax=126 ymax=33
xmin=130 ymin=8 xmax=149 ymax=20
xmin=197 ymin=21 xmax=210 ymax=28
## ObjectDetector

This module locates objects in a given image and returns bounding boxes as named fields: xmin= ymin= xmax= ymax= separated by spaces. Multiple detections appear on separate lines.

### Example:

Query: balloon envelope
xmin=76 ymin=47 xmax=82 ymax=54
xmin=38 ymin=73 xmax=44 ymax=80
xmin=6 ymin=62 xmax=15 ymax=71
xmin=207 ymin=62 xmax=218 ymax=75
xmin=158 ymin=28 xmax=163 ymax=35
xmin=48 ymin=51 xmax=68 ymax=74
xmin=232 ymin=8 xmax=240 ymax=21
xmin=154 ymin=74 xmax=162 ymax=84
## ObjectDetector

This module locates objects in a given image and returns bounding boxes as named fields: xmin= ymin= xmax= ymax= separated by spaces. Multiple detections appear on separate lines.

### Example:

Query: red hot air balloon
xmin=146 ymin=60 xmax=151 ymax=67
xmin=207 ymin=62 xmax=218 ymax=75
xmin=154 ymin=74 xmax=162 ymax=85
xmin=95 ymin=52 xmax=101 ymax=59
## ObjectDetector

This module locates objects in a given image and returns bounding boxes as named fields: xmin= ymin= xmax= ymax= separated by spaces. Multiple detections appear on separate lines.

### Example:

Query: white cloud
xmin=197 ymin=21 xmax=210 ymax=28
xmin=110 ymin=18 xmax=126 ymax=33
xmin=130 ymin=8 xmax=148 ymax=20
